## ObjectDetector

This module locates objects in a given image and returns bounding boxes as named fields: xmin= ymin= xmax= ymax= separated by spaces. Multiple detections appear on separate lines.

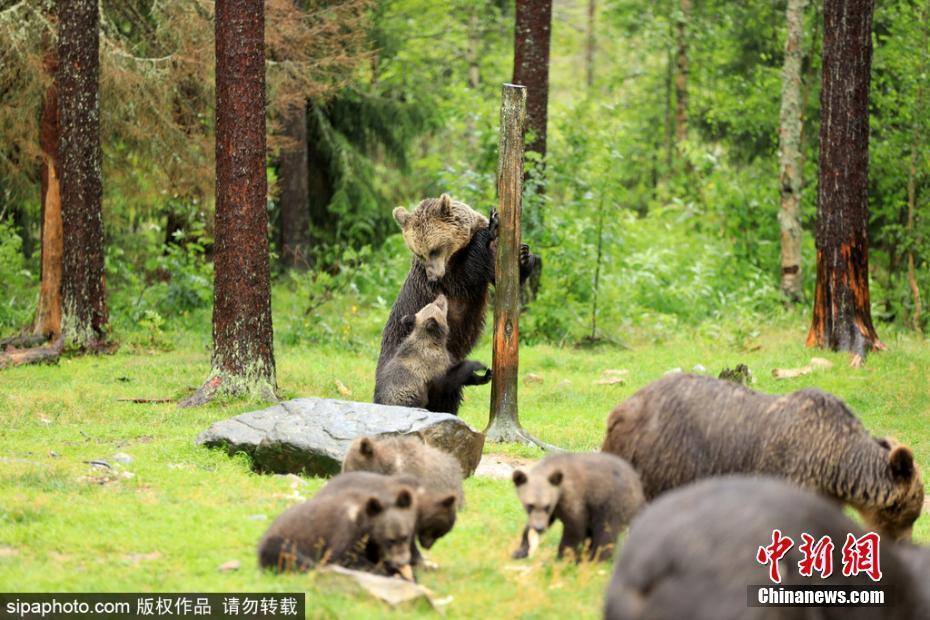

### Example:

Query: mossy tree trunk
xmin=778 ymin=0 xmax=807 ymax=303
xmin=58 ymin=0 xmax=110 ymax=351
xmin=806 ymin=0 xmax=883 ymax=361
xmin=182 ymin=0 xmax=275 ymax=406
xmin=674 ymin=0 xmax=691 ymax=166
xmin=279 ymin=103 xmax=311 ymax=270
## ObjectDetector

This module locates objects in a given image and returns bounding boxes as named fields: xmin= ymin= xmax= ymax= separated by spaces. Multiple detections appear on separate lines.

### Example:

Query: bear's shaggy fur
xmin=601 ymin=374 xmax=924 ymax=541
xmin=257 ymin=481 xmax=417 ymax=577
xmin=605 ymin=476 xmax=922 ymax=620
xmin=342 ymin=435 xmax=465 ymax=510
xmin=511 ymin=452 xmax=644 ymax=562
xmin=316 ymin=471 xmax=459 ymax=568
xmin=376 ymin=194 xmax=537 ymax=412
xmin=374 ymin=294 xmax=490 ymax=415
xmin=894 ymin=543 xmax=930 ymax=618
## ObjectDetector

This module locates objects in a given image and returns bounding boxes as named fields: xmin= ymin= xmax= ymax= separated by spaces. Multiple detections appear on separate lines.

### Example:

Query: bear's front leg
xmin=588 ymin=517 xmax=619 ymax=562
xmin=512 ymin=526 xmax=532 ymax=559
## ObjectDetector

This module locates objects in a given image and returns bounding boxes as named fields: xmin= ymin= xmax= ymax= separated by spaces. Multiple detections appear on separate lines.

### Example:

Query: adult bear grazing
xmin=375 ymin=194 xmax=538 ymax=413
xmin=604 ymin=477 xmax=923 ymax=620
xmin=601 ymin=373 xmax=924 ymax=542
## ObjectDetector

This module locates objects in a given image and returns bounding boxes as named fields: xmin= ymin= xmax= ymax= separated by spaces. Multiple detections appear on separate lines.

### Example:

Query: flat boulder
xmin=196 ymin=398 xmax=485 ymax=477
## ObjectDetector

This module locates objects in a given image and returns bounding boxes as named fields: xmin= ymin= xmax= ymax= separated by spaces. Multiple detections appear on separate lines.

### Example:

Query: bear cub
xmin=512 ymin=452 xmax=644 ymax=562
xmin=257 ymin=479 xmax=417 ymax=579
xmin=374 ymin=293 xmax=490 ymax=414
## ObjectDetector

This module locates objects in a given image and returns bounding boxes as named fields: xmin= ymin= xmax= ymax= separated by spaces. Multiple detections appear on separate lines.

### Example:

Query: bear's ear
xmin=424 ymin=317 xmax=444 ymax=338
xmin=393 ymin=206 xmax=410 ymax=229
xmin=439 ymin=494 xmax=457 ymax=509
xmin=512 ymin=470 xmax=528 ymax=486
xmin=395 ymin=489 xmax=413 ymax=509
xmin=365 ymin=497 xmax=384 ymax=517
xmin=359 ymin=437 xmax=375 ymax=458
xmin=438 ymin=194 xmax=452 ymax=217
xmin=401 ymin=314 xmax=416 ymax=332
xmin=548 ymin=470 xmax=564 ymax=487
xmin=889 ymin=444 xmax=915 ymax=481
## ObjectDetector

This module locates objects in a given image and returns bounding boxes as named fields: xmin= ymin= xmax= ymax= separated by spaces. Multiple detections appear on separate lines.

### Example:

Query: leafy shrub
xmin=0 ymin=220 xmax=36 ymax=332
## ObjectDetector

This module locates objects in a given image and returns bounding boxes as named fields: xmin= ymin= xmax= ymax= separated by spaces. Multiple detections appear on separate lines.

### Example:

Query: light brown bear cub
xmin=257 ymin=478 xmax=417 ymax=579
xmin=343 ymin=435 xmax=465 ymax=509
xmin=512 ymin=452 xmax=644 ymax=562
xmin=602 ymin=373 xmax=924 ymax=541
xmin=374 ymin=294 xmax=490 ymax=413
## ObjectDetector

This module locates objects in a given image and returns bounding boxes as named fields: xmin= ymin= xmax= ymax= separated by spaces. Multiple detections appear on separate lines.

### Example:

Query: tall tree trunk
xmin=585 ymin=0 xmax=596 ymax=89
xmin=183 ymin=0 xmax=275 ymax=406
xmin=674 ymin=0 xmax=691 ymax=161
xmin=806 ymin=0 xmax=882 ymax=360
xmin=467 ymin=11 xmax=481 ymax=90
xmin=34 ymin=44 xmax=62 ymax=340
xmin=905 ymin=2 xmax=928 ymax=333
xmin=512 ymin=0 xmax=552 ymax=162
xmin=279 ymin=103 xmax=311 ymax=270
xmin=58 ymin=0 xmax=109 ymax=350
xmin=777 ymin=0 xmax=807 ymax=302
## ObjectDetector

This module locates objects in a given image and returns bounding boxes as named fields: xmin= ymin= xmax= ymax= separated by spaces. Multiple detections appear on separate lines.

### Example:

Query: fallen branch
xmin=0 ymin=337 xmax=63 ymax=370
xmin=0 ymin=333 xmax=49 ymax=350
xmin=117 ymin=397 xmax=174 ymax=404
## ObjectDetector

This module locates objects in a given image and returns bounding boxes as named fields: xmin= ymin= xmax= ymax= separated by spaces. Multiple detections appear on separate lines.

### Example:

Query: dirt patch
xmin=474 ymin=454 xmax=539 ymax=480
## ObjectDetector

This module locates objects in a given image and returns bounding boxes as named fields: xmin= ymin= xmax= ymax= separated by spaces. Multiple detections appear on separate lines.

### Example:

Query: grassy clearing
xmin=0 ymin=298 xmax=928 ymax=619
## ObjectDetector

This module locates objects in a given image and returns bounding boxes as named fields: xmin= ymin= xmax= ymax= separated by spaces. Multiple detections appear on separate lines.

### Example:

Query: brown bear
xmin=605 ymin=476 xmax=922 ymax=620
xmin=257 ymin=480 xmax=417 ymax=579
xmin=894 ymin=543 xmax=930 ymax=618
xmin=342 ymin=435 xmax=465 ymax=510
xmin=376 ymin=194 xmax=538 ymax=413
xmin=317 ymin=471 xmax=458 ymax=569
xmin=511 ymin=452 xmax=644 ymax=562
xmin=601 ymin=373 xmax=924 ymax=542
xmin=374 ymin=293 xmax=491 ymax=414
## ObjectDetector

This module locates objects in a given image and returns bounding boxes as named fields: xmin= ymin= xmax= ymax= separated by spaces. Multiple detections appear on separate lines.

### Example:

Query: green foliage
xmin=0 ymin=220 xmax=35 ymax=332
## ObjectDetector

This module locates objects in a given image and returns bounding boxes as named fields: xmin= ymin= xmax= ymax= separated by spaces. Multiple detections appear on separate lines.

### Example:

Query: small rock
xmin=218 ymin=559 xmax=241 ymax=572
xmin=112 ymin=452 xmax=134 ymax=465
xmin=48 ymin=451 xmax=61 ymax=458
xmin=692 ymin=364 xmax=706 ymax=373
xmin=665 ymin=368 xmax=683 ymax=375
xmin=594 ymin=377 xmax=625 ymax=386
xmin=524 ymin=373 xmax=544 ymax=385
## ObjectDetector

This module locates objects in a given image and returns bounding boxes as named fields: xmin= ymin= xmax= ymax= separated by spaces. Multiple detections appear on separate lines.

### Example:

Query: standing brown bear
xmin=376 ymin=194 xmax=538 ymax=415
xmin=511 ymin=452 xmax=644 ymax=562
xmin=601 ymin=374 xmax=924 ymax=541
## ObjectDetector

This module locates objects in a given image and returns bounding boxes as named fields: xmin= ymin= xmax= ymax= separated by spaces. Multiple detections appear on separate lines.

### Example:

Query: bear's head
xmin=859 ymin=439 xmax=924 ymax=542
xmin=343 ymin=436 xmax=406 ymax=475
xmin=400 ymin=294 xmax=449 ymax=345
xmin=513 ymin=466 xmax=563 ymax=541
xmin=415 ymin=490 xmax=458 ymax=550
xmin=360 ymin=487 xmax=417 ymax=579
xmin=393 ymin=194 xmax=488 ymax=281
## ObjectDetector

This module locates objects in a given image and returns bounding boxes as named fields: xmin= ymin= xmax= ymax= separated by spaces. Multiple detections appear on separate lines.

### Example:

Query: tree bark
xmin=674 ymin=0 xmax=691 ymax=157
xmin=905 ymin=1 xmax=927 ymax=333
xmin=585 ymin=0 xmax=596 ymax=89
xmin=777 ymin=0 xmax=807 ymax=302
xmin=279 ymin=103 xmax=311 ymax=270
xmin=806 ymin=0 xmax=882 ymax=359
xmin=512 ymin=0 xmax=552 ymax=161
xmin=34 ymin=44 xmax=63 ymax=340
xmin=58 ymin=0 xmax=109 ymax=350
xmin=182 ymin=0 xmax=276 ymax=405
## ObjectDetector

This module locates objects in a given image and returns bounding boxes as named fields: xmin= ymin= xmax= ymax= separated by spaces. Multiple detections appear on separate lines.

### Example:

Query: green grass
xmin=1 ymin=301 xmax=928 ymax=619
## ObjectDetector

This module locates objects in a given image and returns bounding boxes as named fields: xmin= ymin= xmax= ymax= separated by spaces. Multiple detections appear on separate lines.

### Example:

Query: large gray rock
xmin=196 ymin=398 xmax=485 ymax=477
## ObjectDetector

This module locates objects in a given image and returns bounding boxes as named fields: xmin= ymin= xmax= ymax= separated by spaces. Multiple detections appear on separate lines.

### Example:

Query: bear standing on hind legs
xmin=375 ymin=194 xmax=539 ymax=414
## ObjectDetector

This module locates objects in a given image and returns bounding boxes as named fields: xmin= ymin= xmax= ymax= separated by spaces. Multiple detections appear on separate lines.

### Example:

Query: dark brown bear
xmin=257 ymin=479 xmax=417 ymax=579
xmin=605 ymin=476 xmax=922 ymax=620
xmin=601 ymin=374 xmax=924 ymax=541
xmin=511 ymin=452 xmax=644 ymax=562
xmin=376 ymin=194 xmax=538 ymax=414
xmin=317 ymin=471 xmax=458 ymax=569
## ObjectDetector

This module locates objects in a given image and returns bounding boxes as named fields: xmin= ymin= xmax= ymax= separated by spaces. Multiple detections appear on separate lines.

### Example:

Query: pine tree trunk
xmin=777 ymin=0 xmax=807 ymax=302
xmin=512 ymin=0 xmax=552 ymax=161
xmin=58 ymin=0 xmax=109 ymax=350
xmin=183 ymin=0 xmax=276 ymax=405
xmin=585 ymin=0 xmax=596 ymax=89
xmin=905 ymin=2 xmax=927 ymax=333
xmin=34 ymin=44 xmax=62 ymax=340
xmin=674 ymin=0 xmax=691 ymax=157
xmin=279 ymin=103 xmax=311 ymax=270
xmin=807 ymin=0 xmax=882 ymax=360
